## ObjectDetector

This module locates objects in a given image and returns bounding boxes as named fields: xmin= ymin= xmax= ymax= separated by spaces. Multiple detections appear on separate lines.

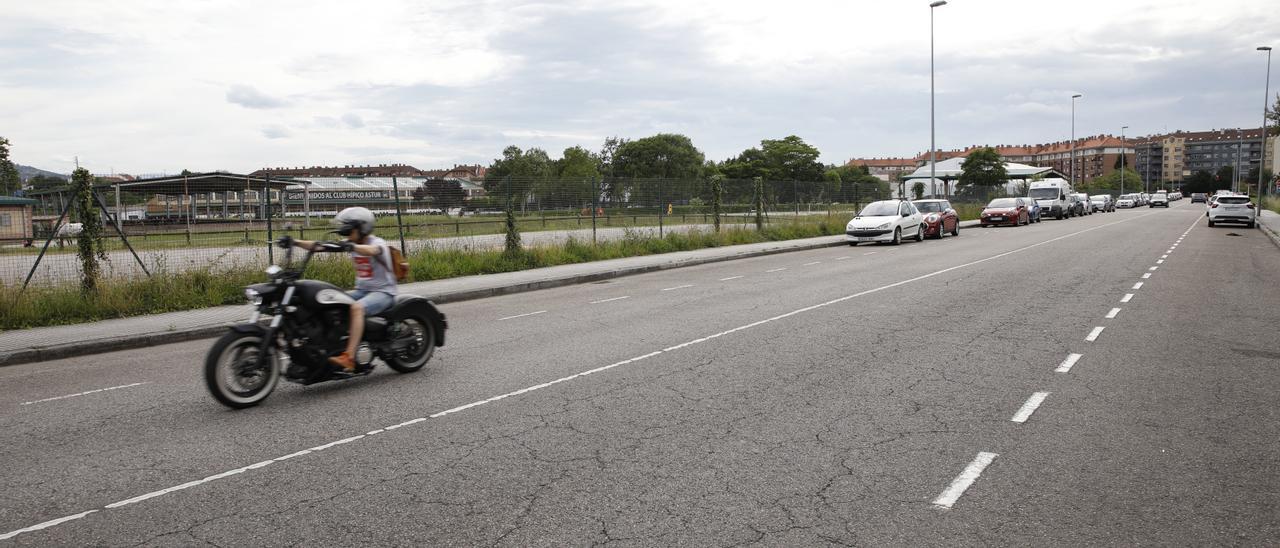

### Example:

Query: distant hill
xmin=16 ymin=164 xmax=68 ymax=182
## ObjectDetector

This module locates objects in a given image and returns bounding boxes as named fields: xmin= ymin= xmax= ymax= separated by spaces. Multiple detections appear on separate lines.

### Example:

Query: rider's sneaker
xmin=328 ymin=352 xmax=356 ymax=373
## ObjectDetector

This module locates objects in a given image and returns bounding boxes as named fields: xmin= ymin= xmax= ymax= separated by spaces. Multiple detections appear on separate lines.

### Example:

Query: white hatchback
xmin=1149 ymin=193 xmax=1170 ymax=207
xmin=1207 ymin=195 xmax=1256 ymax=228
xmin=846 ymin=200 xmax=925 ymax=245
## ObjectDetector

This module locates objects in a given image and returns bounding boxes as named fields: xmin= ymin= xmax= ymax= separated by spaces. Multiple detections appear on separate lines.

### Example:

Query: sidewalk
xmin=1 ymin=232 xmax=866 ymax=366
xmin=1257 ymin=209 xmax=1280 ymax=249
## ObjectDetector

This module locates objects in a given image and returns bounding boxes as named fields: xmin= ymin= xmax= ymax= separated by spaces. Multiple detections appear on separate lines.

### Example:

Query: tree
xmin=484 ymin=145 xmax=552 ymax=211
xmin=957 ymin=147 xmax=1008 ymax=194
xmin=556 ymin=146 xmax=601 ymax=178
xmin=0 ymin=137 xmax=20 ymax=196
xmin=612 ymin=134 xmax=705 ymax=179
xmin=1268 ymin=93 xmax=1280 ymax=136
xmin=912 ymin=181 xmax=925 ymax=200
xmin=1083 ymin=168 xmax=1144 ymax=193
xmin=414 ymin=178 xmax=467 ymax=213
xmin=71 ymin=168 xmax=107 ymax=292
xmin=759 ymin=135 xmax=824 ymax=182
xmin=26 ymin=174 xmax=68 ymax=192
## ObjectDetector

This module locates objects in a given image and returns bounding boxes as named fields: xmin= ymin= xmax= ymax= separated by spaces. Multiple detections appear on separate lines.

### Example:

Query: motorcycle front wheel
xmin=386 ymin=314 xmax=436 ymax=373
xmin=204 ymin=331 xmax=280 ymax=409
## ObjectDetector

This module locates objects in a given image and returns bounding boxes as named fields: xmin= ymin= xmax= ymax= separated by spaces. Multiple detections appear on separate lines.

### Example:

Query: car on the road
xmin=1207 ymin=195 xmax=1256 ymax=228
xmin=912 ymin=199 xmax=960 ymax=238
xmin=1090 ymin=195 xmax=1115 ymax=212
xmin=1190 ymin=192 xmax=1207 ymax=203
xmin=846 ymin=199 xmax=925 ymax=245
xmin=979 ymin=197 xmax=1030 ymax=227
xmin=1149 ymin=192 xmax=1170 ymax=207
xmin=1070 ymin=193 xmax=1092 ymax=216
xmin=1116 ymin=194 xmax=1137 ymax=208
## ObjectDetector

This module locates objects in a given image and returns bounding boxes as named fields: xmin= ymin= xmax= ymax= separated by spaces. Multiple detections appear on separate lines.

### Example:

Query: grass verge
xmin=1 ymin=220 xmax=843 ymax=330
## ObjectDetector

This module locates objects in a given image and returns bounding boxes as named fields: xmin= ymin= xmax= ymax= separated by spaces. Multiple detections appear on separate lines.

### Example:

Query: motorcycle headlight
xmin=245 ymin=288 xmax=263 ymax=306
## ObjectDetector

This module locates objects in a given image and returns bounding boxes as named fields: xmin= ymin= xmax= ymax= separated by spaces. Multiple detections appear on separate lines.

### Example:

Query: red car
xmin=980 ymin=197 xmax=1030 ymax=227
xmin=912 ymin=199 xmax=960 ymax=238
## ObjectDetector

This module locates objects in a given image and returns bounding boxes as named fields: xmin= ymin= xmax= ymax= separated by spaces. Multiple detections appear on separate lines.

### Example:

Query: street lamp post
xmin=1259 ymin=46 xmax=1273 ymax=203
xmin=1120 ymin=126 xmax=1128 ymax=197
xmin=1070 ymin=94 xmax=1083 ymax=187
xmin=928 ymin=0 xmax=947 ymax=198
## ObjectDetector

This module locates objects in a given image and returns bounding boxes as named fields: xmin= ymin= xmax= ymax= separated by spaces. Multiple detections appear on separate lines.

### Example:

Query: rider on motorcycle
xmin=282 ymin=207 xmax=398 ymax=372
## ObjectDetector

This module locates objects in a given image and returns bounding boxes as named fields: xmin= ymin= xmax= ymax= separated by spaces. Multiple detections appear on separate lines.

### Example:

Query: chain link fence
xmin=4 ymin=176 xmax=902 ymax=287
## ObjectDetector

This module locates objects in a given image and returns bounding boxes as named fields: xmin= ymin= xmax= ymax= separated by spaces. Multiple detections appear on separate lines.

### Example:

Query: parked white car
xmin=846 ymin=200 xmax=925 ymax=246
xmin=1207 ymin=195 xmax=1256 ymax=228
xmin=1116 ymin=194 xmax=1137 ymax=208
xmin=1090 ymin=195 xmax=1115 ymax=212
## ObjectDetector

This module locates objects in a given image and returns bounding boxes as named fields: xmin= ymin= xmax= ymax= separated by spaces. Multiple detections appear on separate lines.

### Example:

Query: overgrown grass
xmin=1264 ymin=196 xmax=1280 ymax=215
xmin=1 ymin=220 xmax=843 ymax=330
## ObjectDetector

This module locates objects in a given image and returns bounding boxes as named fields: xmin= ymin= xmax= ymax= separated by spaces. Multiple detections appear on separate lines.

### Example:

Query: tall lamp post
xmin=1120 ymin=125 xmax=1128 ymax=197
xmin=928 ymin=0 xmax=947 ymax=198
xmin=1259 ymin=46 xmax=1273 ymax=202
xmin=1071 ymin=93 xmax=1082 ymax=186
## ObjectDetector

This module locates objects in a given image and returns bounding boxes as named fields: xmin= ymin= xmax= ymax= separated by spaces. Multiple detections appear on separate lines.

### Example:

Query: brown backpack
xmin=379 ymin=245 xmax=411 ymax=283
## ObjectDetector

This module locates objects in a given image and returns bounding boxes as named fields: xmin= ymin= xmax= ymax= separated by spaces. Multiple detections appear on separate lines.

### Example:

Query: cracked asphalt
xmin=2 ymin=201 xmax=1278 ymax=546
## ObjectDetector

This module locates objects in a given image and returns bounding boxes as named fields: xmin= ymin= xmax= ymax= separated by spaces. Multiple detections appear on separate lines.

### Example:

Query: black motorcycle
xmin=204 ymin=237 xmax=447 ymax=409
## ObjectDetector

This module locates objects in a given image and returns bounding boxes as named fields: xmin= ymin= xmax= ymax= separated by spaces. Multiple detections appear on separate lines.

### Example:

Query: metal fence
xmin=5 ymin=176 xmax=906 ymax=287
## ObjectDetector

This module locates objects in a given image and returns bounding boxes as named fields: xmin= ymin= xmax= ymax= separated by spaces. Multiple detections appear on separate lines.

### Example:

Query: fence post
xmin=265 ymin=174 xmax=274 ymax=264
xmin=391 ymin=175 xmax=407 ymax=252
xmin=793 ymin=180 xmax=799 ymax=217
xmin=711 ymin=175 xmax=723 ymax=233
xmin=591 ymin=176 xmax=599 ymax=244
xmin=754 ymin=177 xmax=764 ymax=231
xmin=658 ymin=178 xmax=664 ymax=237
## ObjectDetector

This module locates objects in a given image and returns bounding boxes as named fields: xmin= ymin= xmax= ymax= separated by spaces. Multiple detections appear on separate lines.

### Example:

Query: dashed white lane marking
xmin=834 ymin=256 xmax=852 ymax=261
xmin=1157 ymin=259 xmax=1164 ymax=264
xmin=1121 ymin=294 xmax=1134 ymax=303
xmin=1149 ymin=266 xmax=1159 ymax=271
xmin=1142 ymin=273 xmax=1151 ymax=279
xmin=1133 ymin=282 xmax=1144 ymax=289
xmin=933 ymin=452 xmax=999 ymax=509
xmin=765 ymin=267 xmax=787 ymax=273
xmin=20 ymin=383 xmax=149 ymax=406
xmin=0 ymin=511 xmax=99 ymax=541
xmin=1011 ymin=392 xmax=1051 ymax=423
xmin=1055 ymin=353 xmax=1083 ymax=373
xmin=1086 ymin=327 xmax=1105 ymax=342
xmin=1106 ymin=308 xmax=1121 ymax=319
xmin=863 ymin=252 xmax=878 ymax=255
xmin=719 ymin=276 xmax=744 ymax=281
xmin=497 ymin=310 xmax=547 ymax=321
xmin=0 ymin=209 xmax=1165 ymax=542
xmin=661 ymin=284 xmax=694 ymax=291
xmin=1161 ymin=254 xmax=1169 ymax=259
xmin=589 ymin=296 xmax=631 ymax=304
xmin=803 ymin=261 xmax=822 ymax=266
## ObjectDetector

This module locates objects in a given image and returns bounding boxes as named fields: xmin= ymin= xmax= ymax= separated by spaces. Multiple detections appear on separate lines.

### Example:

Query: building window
xmin=0 ymin=213 xmax=10 ymax=227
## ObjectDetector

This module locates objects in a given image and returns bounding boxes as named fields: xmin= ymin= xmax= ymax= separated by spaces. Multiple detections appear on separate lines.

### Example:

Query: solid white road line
xmin=933 ymin=452 xmax=999 ymax=509
xmin=1106 ymin=308 xmax=1121 ymax=319
xmin=0 ymin=209 xmax=1166 ymax=542
xmin=1055 ymin=353 xmax=1083 ymax=373
xmin=1121 ymin=294 xmax=1134 ymax=303
xmin=497 ymin=310 xmax=547 ymax=321
xmin=589 ymin=296 xmax=631 ymax=304
xmin=1011 ymin=392 xmax=1050 ymax=423
xmin=20 ymin=383 xmax=149 ymax=406
xmin=1133 ymin=282 xmax=1144 ymax=289
xmin=766 ymin=267 xmax=787 ymax=273
xmin=661 ymin=284 xmax=694 ymax=291
xmin=1086 ymin=326 xmax=1105 ymax=342
xmin=719 ymin=276 xmax=744 ymax=281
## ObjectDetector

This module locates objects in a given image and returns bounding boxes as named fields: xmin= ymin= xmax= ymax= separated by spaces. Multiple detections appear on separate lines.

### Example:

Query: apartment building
xmin=844 ymin=158 xmax=918 ymax=182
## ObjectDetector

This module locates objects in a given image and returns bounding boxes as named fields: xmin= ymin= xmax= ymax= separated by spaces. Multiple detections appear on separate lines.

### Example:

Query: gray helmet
xmin=333 ymin=207 xmax=375 ymax=237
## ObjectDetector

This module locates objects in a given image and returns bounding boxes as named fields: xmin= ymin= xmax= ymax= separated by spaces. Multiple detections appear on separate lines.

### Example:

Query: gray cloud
xmin=262 ymin=125 xmax=291 ymax=139
xmin=227 ymin=85 xmax=288 ymax=109
xmin=341 ymin=113 xmax=364 ymax=128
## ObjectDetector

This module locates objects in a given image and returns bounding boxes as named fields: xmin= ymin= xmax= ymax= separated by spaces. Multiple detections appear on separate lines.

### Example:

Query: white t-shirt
xmin=351 ymin=235 xmax=398 ymax=295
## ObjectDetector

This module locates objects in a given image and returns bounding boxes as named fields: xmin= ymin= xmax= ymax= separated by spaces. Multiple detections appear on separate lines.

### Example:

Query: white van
xmin=1028 ymin=179 xmax=1075 ymax=220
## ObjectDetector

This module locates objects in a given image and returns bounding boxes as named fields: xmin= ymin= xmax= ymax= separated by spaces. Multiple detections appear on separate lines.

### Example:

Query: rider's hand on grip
xmin=339 ymin=241 xmax=356 ymax=252
xmin=277 ymin=235 xmax=294 ymax=249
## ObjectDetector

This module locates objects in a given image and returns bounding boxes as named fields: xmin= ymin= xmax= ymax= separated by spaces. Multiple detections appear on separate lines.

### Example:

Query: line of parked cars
xmin=844 ymin=199 xmax=959 ymax=245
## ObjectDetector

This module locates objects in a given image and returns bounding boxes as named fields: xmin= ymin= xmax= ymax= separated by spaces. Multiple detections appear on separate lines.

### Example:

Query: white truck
xmin=1028 ymin=179 xmax=1075 ymax=220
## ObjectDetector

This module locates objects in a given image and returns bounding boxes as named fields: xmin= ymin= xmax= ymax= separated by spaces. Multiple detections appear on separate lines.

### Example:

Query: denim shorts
xmin=348 ymin=290 xmax=395 ymax=316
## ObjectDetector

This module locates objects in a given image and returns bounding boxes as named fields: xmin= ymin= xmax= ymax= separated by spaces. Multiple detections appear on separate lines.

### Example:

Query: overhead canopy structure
xmin=902 ymin=157 xmax=1063 ymax=181
xmin=103 ymin=171 xmax=302 ymax=192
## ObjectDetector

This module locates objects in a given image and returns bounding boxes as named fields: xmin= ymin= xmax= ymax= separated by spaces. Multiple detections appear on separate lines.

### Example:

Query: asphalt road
xmin=2 ymin=201 xmax=1278 ymax=546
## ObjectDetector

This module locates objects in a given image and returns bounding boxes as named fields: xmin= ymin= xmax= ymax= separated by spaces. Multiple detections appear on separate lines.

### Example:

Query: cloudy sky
xmin=3 ymin=0 xmax=1277 ymax=175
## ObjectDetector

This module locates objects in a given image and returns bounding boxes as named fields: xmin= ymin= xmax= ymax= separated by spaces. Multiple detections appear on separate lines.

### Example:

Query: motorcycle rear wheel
xmin=205 ymin=331 xmax=280 ymax=409
xmin=386 ymin=315 xmax=436 ymax=373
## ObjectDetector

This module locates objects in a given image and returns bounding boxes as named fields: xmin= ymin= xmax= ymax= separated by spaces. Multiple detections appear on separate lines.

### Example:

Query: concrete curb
xmin=1258 ymin=215 xmax=1280 ymax=250
xmin=0 ymin=235 xmax=858 ymax=367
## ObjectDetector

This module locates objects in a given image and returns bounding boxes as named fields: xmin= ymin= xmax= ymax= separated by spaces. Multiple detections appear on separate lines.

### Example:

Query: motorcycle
xmin=204 ymin=236 xmax=447 ymax=409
